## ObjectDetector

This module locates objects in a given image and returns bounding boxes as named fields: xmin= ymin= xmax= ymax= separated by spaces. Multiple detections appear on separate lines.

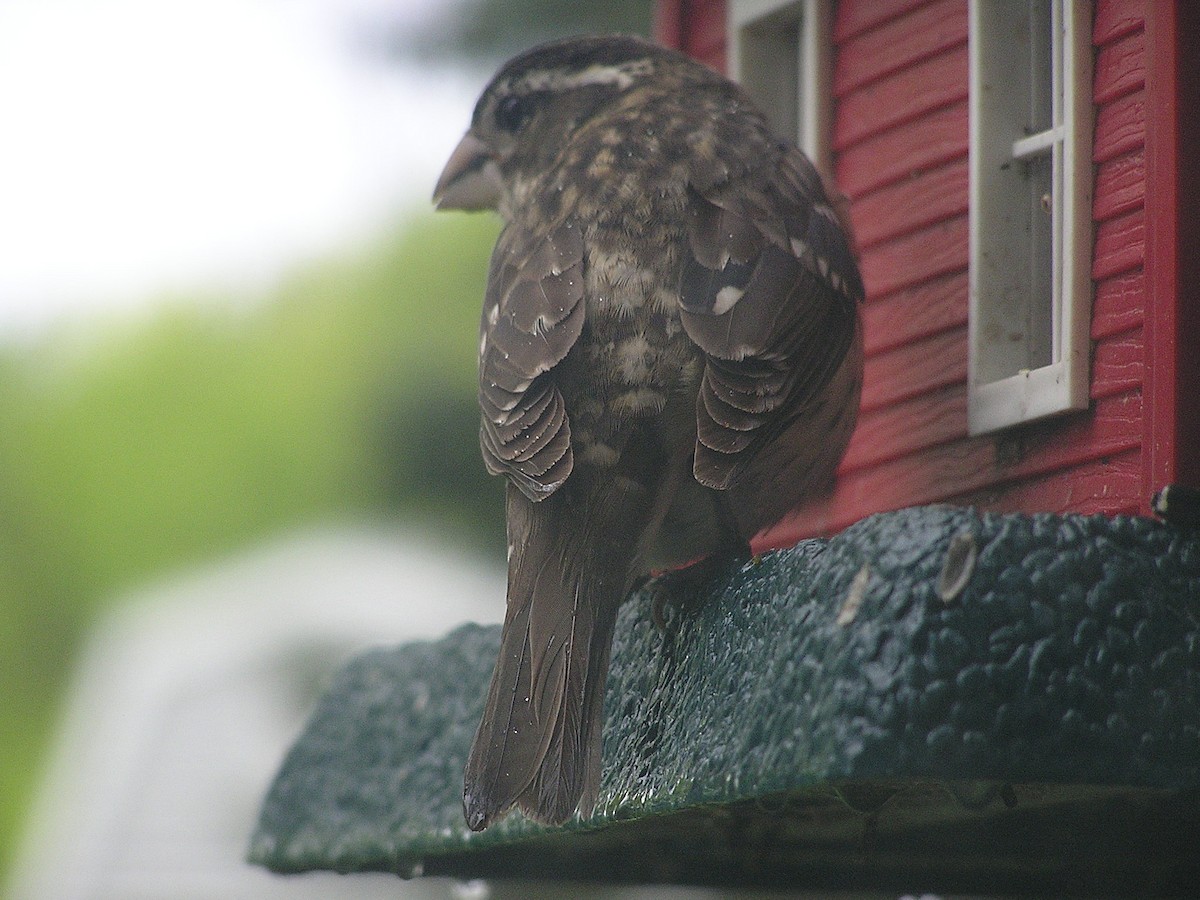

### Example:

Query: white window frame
xmin=968 ymin=0 xmax=1094 ymax=435
xmin=727 ymin=0 xmax=833 ymax=173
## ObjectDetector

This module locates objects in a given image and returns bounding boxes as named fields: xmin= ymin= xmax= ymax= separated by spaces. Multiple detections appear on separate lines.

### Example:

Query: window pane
xmin=735 ymin=9 xmax=802 ymax=142
xmin=1027 ymin=0 xmax=1053 ymax=135
xmin=1024 ymin=152 xmax=1054 ymax=370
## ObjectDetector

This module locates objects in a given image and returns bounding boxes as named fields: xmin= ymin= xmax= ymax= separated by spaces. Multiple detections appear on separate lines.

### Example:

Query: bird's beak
xmin=433 ymin=132 xmax=502 ymax=211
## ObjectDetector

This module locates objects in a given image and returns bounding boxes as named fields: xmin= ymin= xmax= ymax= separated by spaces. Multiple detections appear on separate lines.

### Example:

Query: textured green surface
xmin=251 ymin=507 xmax=1200 ymax=894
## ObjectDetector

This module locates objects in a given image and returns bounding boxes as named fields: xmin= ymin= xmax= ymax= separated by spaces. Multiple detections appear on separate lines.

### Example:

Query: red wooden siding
xmin=656 ymin=0 xmax=726 ymax=71
xmin=660 ymin=0 xmax=1159 ymax=549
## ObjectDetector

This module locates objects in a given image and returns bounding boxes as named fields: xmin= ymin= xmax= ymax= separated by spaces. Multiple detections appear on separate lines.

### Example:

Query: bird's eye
xmin=495 ymin=94 xmax=532 ymax=132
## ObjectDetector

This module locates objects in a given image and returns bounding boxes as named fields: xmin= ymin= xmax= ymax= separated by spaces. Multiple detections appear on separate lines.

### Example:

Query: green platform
xmin=250 ymin=506 xmax=1200 ymax=896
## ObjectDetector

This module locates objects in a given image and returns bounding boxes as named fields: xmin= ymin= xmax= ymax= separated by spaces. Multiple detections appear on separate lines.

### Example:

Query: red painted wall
xmin=659 ymin=0 xmax=1172 ymax=547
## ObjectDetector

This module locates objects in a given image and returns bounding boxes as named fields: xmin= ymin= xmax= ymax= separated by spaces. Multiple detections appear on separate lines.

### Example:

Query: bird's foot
xmin=645 ymin=548 xmax=751 ymax=633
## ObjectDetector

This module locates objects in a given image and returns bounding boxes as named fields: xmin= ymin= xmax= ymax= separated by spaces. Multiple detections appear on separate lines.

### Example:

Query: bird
xmin=433 ymin=34 xmax=864 ymax=832
xmin=1152 ymin=484 xmax=1200 ymax=528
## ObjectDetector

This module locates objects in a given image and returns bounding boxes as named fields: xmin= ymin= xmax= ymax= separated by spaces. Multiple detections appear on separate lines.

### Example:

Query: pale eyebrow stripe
xmin=509 ymin=59 xmax=655 ymax=95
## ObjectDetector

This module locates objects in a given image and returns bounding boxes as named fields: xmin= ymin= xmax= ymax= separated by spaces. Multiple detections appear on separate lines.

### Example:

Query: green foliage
xmin=0 ymin=210 xmax=505 ymax=875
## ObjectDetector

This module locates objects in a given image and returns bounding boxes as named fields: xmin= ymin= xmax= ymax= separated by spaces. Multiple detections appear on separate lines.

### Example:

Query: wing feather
xmin=479 ymin=219 xmax=586 ymax=500
xmin=679 ymin=146 xmax=863 ymax=490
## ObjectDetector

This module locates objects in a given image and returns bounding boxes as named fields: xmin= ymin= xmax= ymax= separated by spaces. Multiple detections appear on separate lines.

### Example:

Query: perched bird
xmin=1152 ymin=484 xmax=1200 ymax=529
xmin=434 ymin=34 xmax=864 ymax=831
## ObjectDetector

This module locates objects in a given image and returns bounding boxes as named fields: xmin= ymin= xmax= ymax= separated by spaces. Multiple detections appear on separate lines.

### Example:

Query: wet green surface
xmin=251 ymin=506 xmax=1200 ymax=894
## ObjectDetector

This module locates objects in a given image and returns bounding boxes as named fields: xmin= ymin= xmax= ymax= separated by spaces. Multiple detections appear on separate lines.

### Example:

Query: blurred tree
xmin=0 ymin=210 xmax=503 ymax=875
xmin=390 ymin=0 xmax=652 ymax=65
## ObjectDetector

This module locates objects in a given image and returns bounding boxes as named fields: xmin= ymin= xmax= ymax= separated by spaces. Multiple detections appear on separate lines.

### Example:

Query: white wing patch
xmin=713 ymin=285 xmax=743 ymax=315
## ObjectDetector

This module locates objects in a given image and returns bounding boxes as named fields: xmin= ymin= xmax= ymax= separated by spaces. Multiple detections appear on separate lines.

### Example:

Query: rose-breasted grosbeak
xmin=434 ymin=34 xmax=863 ymax=831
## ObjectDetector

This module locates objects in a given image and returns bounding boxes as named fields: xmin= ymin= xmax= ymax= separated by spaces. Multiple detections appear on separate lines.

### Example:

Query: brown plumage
xmin=433 ymin=35 xmax=864 ymax=831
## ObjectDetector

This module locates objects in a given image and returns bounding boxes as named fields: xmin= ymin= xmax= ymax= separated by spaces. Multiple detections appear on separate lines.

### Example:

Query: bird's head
xmin=433 ymin=35 xmax=676 ymax=212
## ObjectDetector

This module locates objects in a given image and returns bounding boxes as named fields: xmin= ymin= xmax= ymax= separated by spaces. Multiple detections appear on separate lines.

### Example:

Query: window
xmin=968 ymin=0 xmax=1094 ymax=435
xmin=727 ymin=0 xmax=833 ymax=172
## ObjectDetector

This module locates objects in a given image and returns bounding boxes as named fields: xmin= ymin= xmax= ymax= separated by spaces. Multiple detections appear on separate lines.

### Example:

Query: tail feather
xmin=461 ymin=597 xmax=551 ymax=831
xmin=463 ymin=478 xmax=642 ymax=830
xmin=519 ymin=603 xmax=618 ymax=824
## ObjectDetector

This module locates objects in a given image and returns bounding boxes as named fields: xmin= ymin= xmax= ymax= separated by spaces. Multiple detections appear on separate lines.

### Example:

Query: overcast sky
xmin=0 ymin=0 xmax=483 ymax=339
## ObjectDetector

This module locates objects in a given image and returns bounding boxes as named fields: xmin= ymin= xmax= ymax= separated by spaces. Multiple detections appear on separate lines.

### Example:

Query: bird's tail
xmin=463 ymin=477 xmax=643 ymax=830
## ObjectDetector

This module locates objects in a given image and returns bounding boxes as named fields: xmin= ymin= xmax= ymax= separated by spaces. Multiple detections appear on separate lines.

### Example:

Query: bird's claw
xmin=645 ymin=549 xmax=750 ymax=633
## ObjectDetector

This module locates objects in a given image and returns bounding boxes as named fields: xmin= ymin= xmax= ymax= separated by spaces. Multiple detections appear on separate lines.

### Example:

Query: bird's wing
xmin=478 ymin=218 xmax=586 ymax=500
xmin=679 ymin=145 xmax=863 ymax=490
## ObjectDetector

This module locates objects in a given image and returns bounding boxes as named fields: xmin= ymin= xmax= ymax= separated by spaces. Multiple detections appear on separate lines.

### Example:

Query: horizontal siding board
xmin=972 ymin=391 xmax=1142 ymax=487
xmin=1091 ymin=269 xmax=1145 ymax=339
xmin=1093 ymin=90 xmax=1145 ymax=162
xmin=1093 ymin=29 xmax=1146 ymax=105
xmin=762 ymin=458 xmax=1142 ymax=544
xmin=850 ymin=157 xmax=968 ymax=249
xmin=1093 ymin=0 xmax=1147 ymax=46
xmin=862 ymin=269 xmax=968 ymax=356
xmin=851 ymin=391 xmax=1142 ymax=507
xmin=841 ymin=383 xmax=967 ymax=472
xmin=834 ymin=0 xmax=967 ymax=96
xmin=861 ymin=326 xmax=967 ymax=412
xmin=837 ymin=100 xmax=968 ymax=197
xmin=772 ymin=394 xmax=1143 ymax=538
xmin=1091 ymin=327 xmax=1144 ymax=399
xmin=833 ymin=0 xmax=931 ymax=43
xmin=835 ymin=43 xmax=968 ymax=149
xmin=948 ymin=449 xmax=1143 ymax=519
xmin=1093 ymin=150 xmax=1145 ymax=222
xmin=1092 ymin=208 xmax=1145 ymax=280
xmin=860 ymin=214 xmax=968 ymax=299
